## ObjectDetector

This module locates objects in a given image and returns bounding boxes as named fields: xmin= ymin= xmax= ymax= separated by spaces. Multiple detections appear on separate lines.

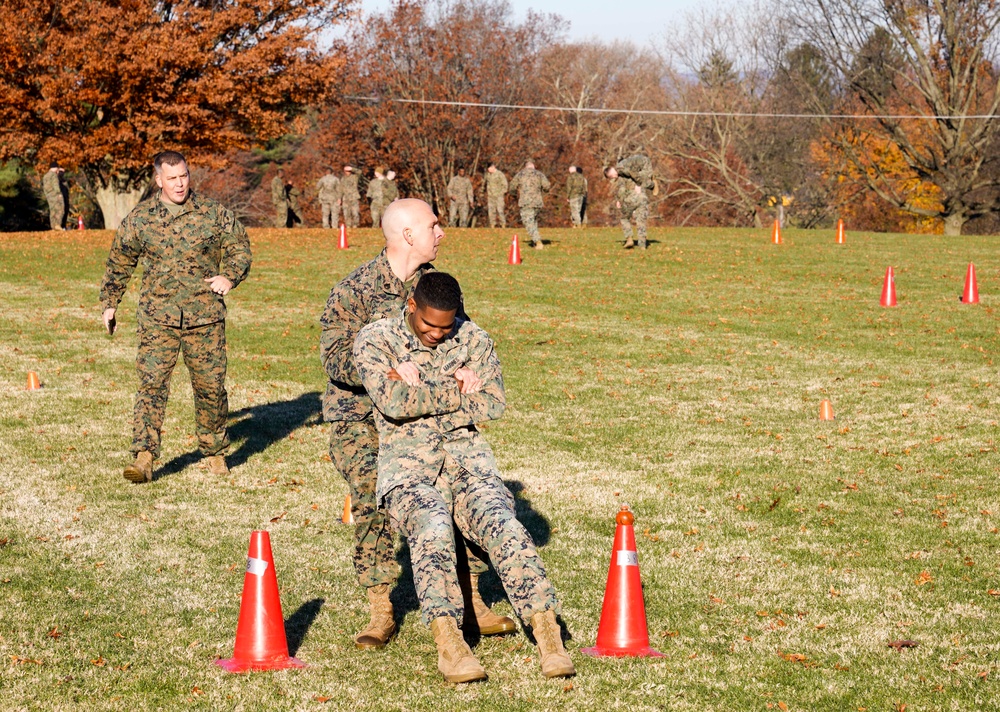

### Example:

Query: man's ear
xmin=406 ymin=297 xmax=416 ymax=313
xmin=403 ymin=228 xmax=413 ymax=245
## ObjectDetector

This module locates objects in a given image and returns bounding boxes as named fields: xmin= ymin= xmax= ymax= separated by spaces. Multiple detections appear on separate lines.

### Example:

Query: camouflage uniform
xmin=271 ymin=175 xmax=288 ymax=228
xmin=382 ymin=177 xmax=399 ymax=206
xmin=340 ymin=172 xmax=361 ymax=228
xmin=446 ymin=174 xmax=474 ymax=228
xmin=366 ymin=176 xmax=385 ymax=227
xmin=316 ymin=173 xmax=341 ymax=229
xmin=484 ymin=169 xmax=508 ymax=228
xmin=286 ymin=184 xmax=303 ymax=227
xmin=614 ymin=154 xmax=654 ymax=249
xmin=566 ymin=171 xmax=588 ymax=227
xmin=319 ymin=252 xmax=489 ymax=589
xmin=99 ymin=192 xmax=252 ymax=459
xmin=354 ymin=312 xmax=561 ymax=625
xmin=42 ymin=169 xmax=67 ymax=230
xmin=509 ymin=166 xmax=550 ymax=247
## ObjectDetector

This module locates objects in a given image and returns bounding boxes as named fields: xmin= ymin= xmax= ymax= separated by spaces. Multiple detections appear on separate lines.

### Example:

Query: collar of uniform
xmin=373 ymin=250 xmax=432 ymax=299
xmin=154 ymin=191 xmax=201 ymax=221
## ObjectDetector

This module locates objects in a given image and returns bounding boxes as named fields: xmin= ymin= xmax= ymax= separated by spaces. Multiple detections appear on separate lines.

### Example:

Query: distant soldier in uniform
xmin=383 ymin=170 xmax=399 ymax=205
xmin=484 ymin=163 xmax=508 ymax=228
xmin=446 ymin=167 xmax=474 ymax=228
xmin=100 ymin=150 xmax=252 ymax=483
xmin=354 ymin=272 xmax=575 ymax=683
xmin=320 ymin=198 xmax=515 ymax=650
xmin=366 ymin=167 xmax=386 ymax=227
xmin=508 ymin=160 xmax=550 ymax=249
xmin=286 ymin=180 xmax=303 ymax=228
xmin=566 ymin=166 xmax=588 ymax=228
xmin=316 ymin=168 xmax=341 ymax=229
xmin=604 ymin=154 xmax=654 ymax=250
xmin=42 ymin=163 xmax=68 ymax=230
xmin=340 ymin=165 xmax=360 ymax=228
xmin=271 ymin=169 xmax=288 ymax=228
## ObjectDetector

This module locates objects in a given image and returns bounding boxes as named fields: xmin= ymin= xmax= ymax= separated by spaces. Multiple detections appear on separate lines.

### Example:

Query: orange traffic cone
xmin=960 ymin=262 xmax=979 ymax=304
xmin=880 ymin=266 xmax=897 ymax=307
xmin=26 ymin=371 xmax=40 ymax=390
xmin=508 ymin=234 xmax=522 ymax=265
xmin=836 ymin=219 xmax=845 ymax=244
xmin=341 ymin=494 xmax=354 ymax=525
xmin=338 ymin=224 xmax=349 ymax=249
xmin=819 ymin=399 xmax=835 ymax=420
xmin=771 ymin=219 xmax=782 ymax=245
xmin=216 ymin=531 xmax=306 ymax=673
xmin=582 ymin=505 xmax=663 ymax=658
xmin=77 ymin=215 xmax=85 ymax=230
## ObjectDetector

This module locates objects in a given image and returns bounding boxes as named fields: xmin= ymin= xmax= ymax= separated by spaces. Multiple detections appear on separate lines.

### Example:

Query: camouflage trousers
xmin=133 ymin=319 xmax=229 ymax=459
xmin=273 ymin=202 xmax=288 ymax=229
xmin=385 ymin=458 xmax=559 ymax=625
xmin=341 ymin=199 xmax=360 ymax=228
xmin=568 ymin=197 xmax=585 ymax=227
xmin=47 ymin=195 xmax=66 ymax=230
xmin=449 ymin=200 xmax=471 ymax=228
xmin=320 ymin=201 xmax=337 ymax=229
xmin=620 ymin=200 xmax=649 ymax=247
xmin=370 ymin=201 xmax=386 ymax=228
xmin=487 ymin=196 xmax=506 ymax=228
xmin=329 ymin=419 xmax=489 ymax=590
xmin=519 ymin=207 xmax=542 ymax=246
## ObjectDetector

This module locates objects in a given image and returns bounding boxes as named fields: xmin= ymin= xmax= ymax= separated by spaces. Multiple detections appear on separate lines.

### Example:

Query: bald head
xmin=382 ymin=199 xmax=445 ymax=281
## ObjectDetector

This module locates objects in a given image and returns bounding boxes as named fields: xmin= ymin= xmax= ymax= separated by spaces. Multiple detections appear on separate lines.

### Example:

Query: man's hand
xmin=204 ymin=275 xmax=234 ymax=296
xmin=391 ymin=361 xmax=421 ymax=386
xmin=102 ymin=307 xmax=116 ymax=336
xmin=453 ymin=367 xmax=483 ymax=394
xmin=634 ymin=185 xmax=642 ymax=194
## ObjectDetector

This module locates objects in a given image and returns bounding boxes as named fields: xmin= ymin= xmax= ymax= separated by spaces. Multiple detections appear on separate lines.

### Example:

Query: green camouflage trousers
xmin=329 ymin=420 xmax=490 ymax=590
xmin=385 ymin=458 xmax=559 ymax=625
xmin=449 ymin=200 xmax=471 ymax=228
xmin=274 ymin=202 xmax=288 ymax=228
xmin=47 ymin=195 xmax=66 ymax=230
xmin=133 ymin=319 xmax=229 ymax=459
xmin=321 ymin=201 xmax=337 ymax=229
xmin=620 ymin=200 xmax=649 ymax=247
xmin=341 ymin=198 xmax=360 ymax=228
xmin=519 ymin=207 xmax=542 ymax=246
xmin=487 ymin=196 xmax=506 ymax=228
xmin=568 ymin=197 xmax=585 ymax=227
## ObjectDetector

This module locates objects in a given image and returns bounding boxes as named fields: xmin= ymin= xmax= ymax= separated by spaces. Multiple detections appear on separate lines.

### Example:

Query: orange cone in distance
xmin=508 ymin=234 xmax=522 ymax=265
xmin=582 ymin=505 xmax=663 ymax=658
xmin=880 ymin=266 xmax=897 ymax=307
xmin=341 ymin=494 xmax=354 ymax=525
xmin=771 ymin=219 xmax=782 ymax=245
xmin=819 ymin=399 xmax=835 ymax=421
xmin=26 ymin=371 xmax=40 ymax=390
xmin=836 ymin=219 xmax=845 ymax=244
xmin=961 ymin=262 xmax=979 ymax=304
xmin=216 ymin=530 xmax=306 ymax=673
xmin=338 ymin=224 xmax=349 ymax=249
xmin=77 ymin=215 xmax=85 ymax=231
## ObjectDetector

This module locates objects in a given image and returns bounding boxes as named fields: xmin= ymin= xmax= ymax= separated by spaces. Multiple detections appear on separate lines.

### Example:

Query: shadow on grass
xmin=154 ymin=391 xmax=322 ymax=479
xmin=285 ymin=597 xmax=325 ymax=657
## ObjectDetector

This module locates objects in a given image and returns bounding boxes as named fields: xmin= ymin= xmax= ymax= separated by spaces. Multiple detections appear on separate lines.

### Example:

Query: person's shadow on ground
xmin=155 ymin=391 xmax=322 ymax=479
xmin=285 ymin=597 xmax=325 ymax=657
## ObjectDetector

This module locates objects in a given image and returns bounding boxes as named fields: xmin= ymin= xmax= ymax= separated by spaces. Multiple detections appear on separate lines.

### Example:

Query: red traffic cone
xmin=771 ymin=219 xmax=782 ymax=245
xmin=216 ymin=531 xmax=306 ymax=673
xmin=960 ymin=262 xmax=979 ymax=304
xmin=880 ymin=266 xmax=897 ymax=307
xmin=582 ymin=505 xmax=663 ymax=658
xmin=77 ymin=215 xmax=85 ymax=230
xmin=26 ymin=371 xmax=41 ymax=390
xmin=819 ymin=399 xmax=835 ymax=421
xmin=341 ymin=494 xmax=354 ymax=525
xmin=835 ymin=219 xmax=845 ymax=244
xmin=338 ymin=224 xmax=349 ymax=249
xmin=508 ymin=234 xmax=522 ymax=265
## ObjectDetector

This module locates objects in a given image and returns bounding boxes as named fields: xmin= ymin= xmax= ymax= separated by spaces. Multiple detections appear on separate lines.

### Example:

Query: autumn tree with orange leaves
xmin=0 ymin=0 xmax=350 ymax=228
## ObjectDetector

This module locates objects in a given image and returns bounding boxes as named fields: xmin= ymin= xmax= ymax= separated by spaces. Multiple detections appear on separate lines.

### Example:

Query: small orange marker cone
xmin=960 ymin=262 xmax=979 ymax=304
xmin=836 ymin=219 xmax=845 ymax=244
xmin=26 ymin=371 xmax=40 ymax=390
xmin=341 ymin=494 xmax=354 ymax=524
xmin=77 ymin=215 xmax=85 ymax=230
xmin=819 ymin=399 xmax=835 ymax=420
xmin=508 ymin=234 xmax=522 ymax=265
xmin=880 ymin=266 xmax=897 ymax=307
xmin=582 ymin=505 xmax=663 ymax=658
xmin=216 ymin=531 xmax=306 ymax=673
xmin=338 ymin=224 xmax=349 ymax=249
xmin=771 ymin=219 xmax=782 ymax=245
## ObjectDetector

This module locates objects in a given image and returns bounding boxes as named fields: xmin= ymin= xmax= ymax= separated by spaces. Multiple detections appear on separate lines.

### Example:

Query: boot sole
xmin=542 ymin=664 xmax=577 ymax=678
xmin=476 ymin=621 xmax=517 ymax=636
xmin=123 ymin=466 xmax=150 ymax=483
xmin=354 ymin=627 xmax=397 ymax=650
xmin=443 ymin=669 xmax=487 ymax=684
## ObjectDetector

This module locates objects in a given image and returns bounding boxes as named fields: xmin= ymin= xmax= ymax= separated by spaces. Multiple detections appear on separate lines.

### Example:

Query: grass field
xmin=1 ymin=224 xmax=998 ymax=711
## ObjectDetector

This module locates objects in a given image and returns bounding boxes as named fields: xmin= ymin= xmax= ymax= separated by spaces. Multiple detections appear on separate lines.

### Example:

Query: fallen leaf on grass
xmin=91 ymin=657 xmax=106 ymax=666
xmin=887 ymin=640 xmax=918 ymax=651
xmin=563 ymin=683 xmax=574 ymax=692
xmin=987 ymin=589 xmax=1000 ymax=597
xmin=47 ymin=627 xmax=61 ymax=639
xmin=778 ymin=702 xmax=788 ymax=711
xmin=313 ymin=696 xmax=331 ymax=703
xmin=270 ymin=512 xmax=286 ymax=522
xmin=914 ymin=570 xmax=933 ymax=586
xmin=10 ymin=656 xmax=42 ymax=665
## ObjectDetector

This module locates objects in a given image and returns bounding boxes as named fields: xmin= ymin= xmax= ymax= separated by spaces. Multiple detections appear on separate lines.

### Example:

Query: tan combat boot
xmin=462 ymin=574 xmax=516 ymax=635
xmin=123 ymin=451 xmax=154 ymax=483
xmin=530 ymin=609 xmax=576 ymax=678
xmin=623 ymin=238 xmax=635 ymax=249
xmin=205 ymin=455 xmax=229 ymax=476
xmin=354 ymin=584 xmax=396 ymax=649
xmin=430 ymin=616 xmax=487 ymax=683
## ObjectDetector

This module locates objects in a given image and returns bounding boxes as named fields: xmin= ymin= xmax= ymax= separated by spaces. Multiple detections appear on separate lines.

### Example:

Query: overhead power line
xmin=344 ymin=95 xmax=999 ymax=121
